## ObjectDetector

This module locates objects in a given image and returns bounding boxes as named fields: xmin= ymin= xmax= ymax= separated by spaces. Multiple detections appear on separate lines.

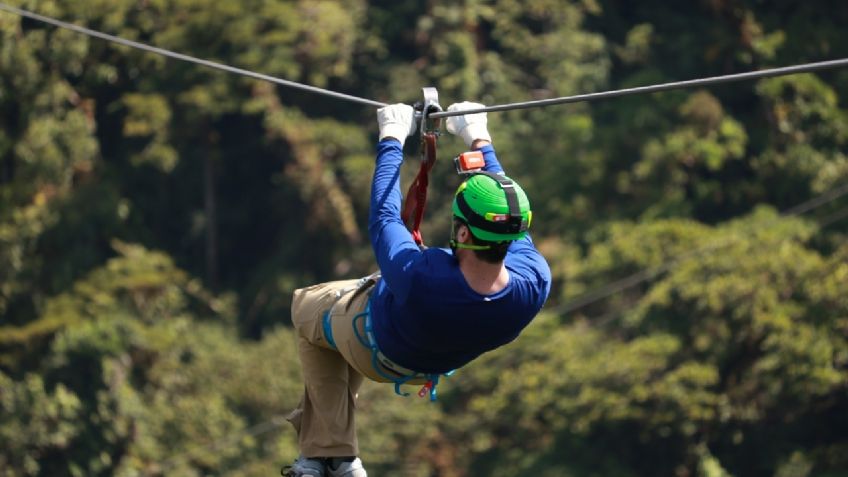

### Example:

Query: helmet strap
xmin=450 ymin=218 xmax=492 ymax=253
xmin=450 ymin=240 xmax=492 ymax=251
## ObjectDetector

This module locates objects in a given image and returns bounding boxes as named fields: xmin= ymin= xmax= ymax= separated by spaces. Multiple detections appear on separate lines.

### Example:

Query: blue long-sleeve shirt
xmin=368 ymin=140 xmax=551 ymax=374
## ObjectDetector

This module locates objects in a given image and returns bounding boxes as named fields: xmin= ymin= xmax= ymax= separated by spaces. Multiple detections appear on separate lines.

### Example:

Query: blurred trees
xmin=0 ymin=0 xmax=846 ymax=476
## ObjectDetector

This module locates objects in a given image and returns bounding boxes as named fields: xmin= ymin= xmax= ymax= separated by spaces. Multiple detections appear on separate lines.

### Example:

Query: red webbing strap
xmin=401 ymin=133 xmax=438 ymax=246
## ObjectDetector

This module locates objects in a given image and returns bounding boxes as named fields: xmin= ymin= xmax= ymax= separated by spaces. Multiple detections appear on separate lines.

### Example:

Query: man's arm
xmin=370 ymin=106 xmax=423 ymax=302
xmin=475 ymin=142 xmax=504 ymax=175
xmin=448 ymin=104 xmax=504 ymax=175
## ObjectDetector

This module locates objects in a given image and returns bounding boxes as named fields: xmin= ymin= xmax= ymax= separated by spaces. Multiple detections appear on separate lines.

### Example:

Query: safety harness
xmin=321 ymin=273 xmax=454 ymax=401
xmin=401 ymin=87 xmax=442 ymax=247
xmin=352 ymin=302 xmax=454 ymax=402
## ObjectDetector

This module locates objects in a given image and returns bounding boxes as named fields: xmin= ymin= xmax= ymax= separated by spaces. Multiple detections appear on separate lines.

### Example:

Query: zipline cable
xmin=5 ymin=3 xmax=848 ymax=117
xmin=555 ymin=182 xmax=848 ymax=317
xmin=7 ymin=3 xmax=848 ymax=118
xmin=0 ymin=2 xmax=387 ymax=109
xmin=429 ymin=58 xmax=848 ymax=119
xmin=818 ymin=205 xmax=848 ymax=228
xmin=5 ymin=1 xmax=846 ymax=317
xmin=5 ymin=1 xmax=845 ymax=316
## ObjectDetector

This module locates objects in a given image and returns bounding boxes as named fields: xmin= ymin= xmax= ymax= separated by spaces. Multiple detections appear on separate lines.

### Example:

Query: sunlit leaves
xmin=632 ymin=91 xmax=748 ymax=218
xmin=0 ymin=373 xmax=82 ymax=476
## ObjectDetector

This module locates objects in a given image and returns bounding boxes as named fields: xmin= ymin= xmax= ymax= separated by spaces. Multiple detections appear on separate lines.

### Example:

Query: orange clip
xmin=454 ymin=151 xmax=485 ymax=174
xmin=418 ymin=380 xmax=433 ymax=398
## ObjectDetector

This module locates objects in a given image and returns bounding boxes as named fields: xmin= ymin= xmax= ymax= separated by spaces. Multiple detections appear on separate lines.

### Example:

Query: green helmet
xmin=452 ymin=172 xmax=532 ymax=242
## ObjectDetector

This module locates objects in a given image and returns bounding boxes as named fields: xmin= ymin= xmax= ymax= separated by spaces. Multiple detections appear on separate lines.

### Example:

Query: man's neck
xmin=456 ymin=249 xmax=509 ymax=295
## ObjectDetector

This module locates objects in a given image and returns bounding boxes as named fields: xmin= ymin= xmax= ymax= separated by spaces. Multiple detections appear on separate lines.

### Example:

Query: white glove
xmin=445 ymin=101 xmax=491 ymax=147
xmin=377 ymin=103 xmax=416 ymax=146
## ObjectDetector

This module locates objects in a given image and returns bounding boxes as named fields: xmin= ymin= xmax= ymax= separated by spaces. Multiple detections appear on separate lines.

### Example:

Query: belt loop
xmin=344 ymin=272 xmax=381 ymax=312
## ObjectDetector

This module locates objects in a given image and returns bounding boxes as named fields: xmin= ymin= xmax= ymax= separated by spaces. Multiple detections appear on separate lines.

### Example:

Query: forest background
xmin=1 ymin=0 xmax=847 ymax=476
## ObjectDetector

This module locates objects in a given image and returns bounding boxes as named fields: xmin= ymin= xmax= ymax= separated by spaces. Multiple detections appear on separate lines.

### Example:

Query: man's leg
xmin=287 ymin=280 xmax=363 ymax=458
xmin=294 ymin=334 xmax=361 ymax=457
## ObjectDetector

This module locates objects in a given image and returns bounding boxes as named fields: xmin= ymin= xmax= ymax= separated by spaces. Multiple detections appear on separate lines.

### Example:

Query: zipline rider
xmin=284 ymin=102 xmax=552 ymax=477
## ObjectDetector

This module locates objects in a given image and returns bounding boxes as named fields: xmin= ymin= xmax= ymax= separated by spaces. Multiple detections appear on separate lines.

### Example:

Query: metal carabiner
xmin=414 ymin=87 xmax=442 ymax=138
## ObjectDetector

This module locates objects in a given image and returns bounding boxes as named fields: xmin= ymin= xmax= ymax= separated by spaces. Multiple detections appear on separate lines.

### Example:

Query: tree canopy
xmin=1 ymin=1 xmax=846 ymax=476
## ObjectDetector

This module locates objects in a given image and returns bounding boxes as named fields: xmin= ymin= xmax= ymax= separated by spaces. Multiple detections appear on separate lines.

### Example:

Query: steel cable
xmin=0 ymin=2 xmax=387 ymax=108
xmin=6 ymin=3 xmax=848 ymax=117
xmin=6 ymin=2 xmax=847 ymax=321
xmin=429 ymin=58 xmax=848 ymax=118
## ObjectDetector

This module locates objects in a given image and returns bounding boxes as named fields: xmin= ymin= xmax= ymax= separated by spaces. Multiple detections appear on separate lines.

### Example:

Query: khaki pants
xmin=286 ymin=278 xmax=425 ymax=458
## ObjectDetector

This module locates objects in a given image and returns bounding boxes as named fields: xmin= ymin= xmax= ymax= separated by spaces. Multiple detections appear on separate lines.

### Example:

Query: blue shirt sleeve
xmin=478 ymin=144 xmax=504 ymax=174
xmin=369 ymin=139 xmax=423 ymax=302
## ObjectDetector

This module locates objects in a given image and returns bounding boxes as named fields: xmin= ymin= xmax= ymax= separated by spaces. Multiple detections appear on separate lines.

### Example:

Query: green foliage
xmin=0 ymin=372 xmax=82 ymax=477
xmin=1 ymin=0 xmax=847 ymax=475
xmin=633 ymin=91 xmax=748 ymax=218
xmin=753 ymin=74 xmax=848 ymax=205
xmin=431 ymin=315 xmax=718 ymax=475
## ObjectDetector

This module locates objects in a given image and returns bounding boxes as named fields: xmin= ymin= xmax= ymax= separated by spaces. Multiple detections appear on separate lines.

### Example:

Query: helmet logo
xmin=485 ymin=213 xmax=510 ymax=222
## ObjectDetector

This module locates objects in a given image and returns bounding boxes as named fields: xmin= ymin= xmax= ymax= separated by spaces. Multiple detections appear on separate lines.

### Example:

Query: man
xmin=283 ymin=102 xmax=551 ymax=477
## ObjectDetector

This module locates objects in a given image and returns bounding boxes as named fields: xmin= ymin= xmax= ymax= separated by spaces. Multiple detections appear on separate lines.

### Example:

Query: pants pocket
xmin=292 ymin=280 xmax=358 ymax=348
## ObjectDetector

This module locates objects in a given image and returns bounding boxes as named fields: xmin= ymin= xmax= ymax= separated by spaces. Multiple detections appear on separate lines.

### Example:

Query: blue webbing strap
xmin=322 ymin=311 xmax=337 ymax=350
xmin=352 ymin=302 xmax=414 ymax=396
xmin=352 ymin=300 xmax=453 ymax=401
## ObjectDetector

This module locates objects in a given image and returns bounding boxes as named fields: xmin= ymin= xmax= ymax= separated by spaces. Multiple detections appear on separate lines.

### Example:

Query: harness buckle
xmin=418 ymin=381 xmax=433 ymax=398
